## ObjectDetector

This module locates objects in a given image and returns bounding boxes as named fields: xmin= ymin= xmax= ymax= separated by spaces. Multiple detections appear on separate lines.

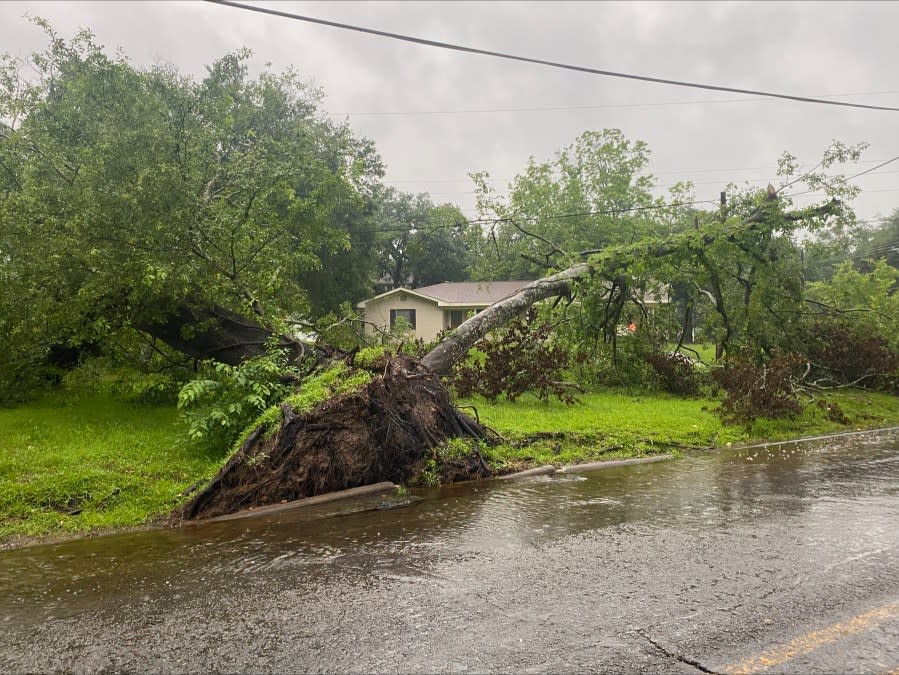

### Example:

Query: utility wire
xmin=399 ymin=171 xmax=899 ymax=196
xmin=841 ymin=155 xmax=899 ymax=181
xmin=852 ymin=241 xmax=899 ymax=257
xmin=207 ymin=0 xmax=899 ymax=113
xmin=352 ymin=160 xmax=899 ymax=239
xmin=330 ymin=91 xmax=899 ymax=117
xmin=382 ymin=158 xmax=897 ymax=184
xmin=789 ymin=154 xmax=899 ymax=198
xmin=348 ymin=198 xmax=717 ymax=237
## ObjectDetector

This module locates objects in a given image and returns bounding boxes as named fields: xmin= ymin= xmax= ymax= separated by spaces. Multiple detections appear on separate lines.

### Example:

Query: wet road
xmin=1 ymin=430 xmax=898 ymax=673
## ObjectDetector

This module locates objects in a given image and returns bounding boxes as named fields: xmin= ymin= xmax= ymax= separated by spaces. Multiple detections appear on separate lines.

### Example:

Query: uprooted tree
xmin=180 ymin=191 xmax=855 ymax=519
xmin=3 ymin=24 xmax=881 ymax=519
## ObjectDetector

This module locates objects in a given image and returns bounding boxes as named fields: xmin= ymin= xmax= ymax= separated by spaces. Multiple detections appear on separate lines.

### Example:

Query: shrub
xmin=177 ymin=350 xmax=298 ymax=451
xmin=713 ymin=349 xmax=807 ymax=423
xmin=801 ymin=320 xmax=898 ymax=392
xmin=115 ymin=371 xmax=183 ymax=405
xmin=646 ymin=351 xmax=703 ymax=396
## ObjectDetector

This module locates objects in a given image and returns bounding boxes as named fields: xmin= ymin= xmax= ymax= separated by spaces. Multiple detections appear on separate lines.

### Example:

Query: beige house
xmin=357 ymin=281 xmax=531 ymax=341
xmin=357 ymin=280 xmax=671 ymax=342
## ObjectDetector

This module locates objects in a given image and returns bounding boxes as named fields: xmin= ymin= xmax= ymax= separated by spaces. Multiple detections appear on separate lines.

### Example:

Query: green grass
xmin=673 ymin=342 xmax=718 ymax=364
xmin=461 ymin=389 xmax=899 ymax=470
xmin=4 ymin=383 xmax=899 ymax=547
xmin=0 ymin=393 xmax=220 ymax=545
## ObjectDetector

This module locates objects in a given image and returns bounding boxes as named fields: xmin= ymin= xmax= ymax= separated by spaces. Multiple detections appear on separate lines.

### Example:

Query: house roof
xmin=357 ymin=280 xmax=532 ymax=309
xmin=414 ymin=281 xmax=531 ymax=305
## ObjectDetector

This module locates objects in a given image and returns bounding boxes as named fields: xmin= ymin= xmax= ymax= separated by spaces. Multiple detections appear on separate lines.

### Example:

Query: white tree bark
xmin=421 ymin=263 xmax=589 ymax=375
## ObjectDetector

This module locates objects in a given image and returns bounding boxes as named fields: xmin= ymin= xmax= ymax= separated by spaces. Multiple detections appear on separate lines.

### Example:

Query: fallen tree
xmin=181 ymin=197 xmax=843 ymax=520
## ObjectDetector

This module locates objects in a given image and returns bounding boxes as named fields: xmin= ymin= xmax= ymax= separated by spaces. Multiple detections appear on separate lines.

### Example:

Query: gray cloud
xmin=2 ymin=0 xmax=897 ymax=222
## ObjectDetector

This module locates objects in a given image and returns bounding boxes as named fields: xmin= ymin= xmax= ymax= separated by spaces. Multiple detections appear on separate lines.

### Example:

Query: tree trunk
xmin=421 ymin=264 xmax=589 ymax=375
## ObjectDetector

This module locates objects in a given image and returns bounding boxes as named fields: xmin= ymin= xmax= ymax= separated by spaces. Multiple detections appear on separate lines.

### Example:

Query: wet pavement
xmin=1 ymin=429 xmax=898 ymax=673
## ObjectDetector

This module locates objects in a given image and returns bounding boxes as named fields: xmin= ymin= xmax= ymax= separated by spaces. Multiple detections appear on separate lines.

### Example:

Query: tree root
xmin=180 ymin=356 xmax=489 ymax=521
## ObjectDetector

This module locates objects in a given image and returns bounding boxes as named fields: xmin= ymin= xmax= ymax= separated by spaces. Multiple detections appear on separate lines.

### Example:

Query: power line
xmin=348 ymin=198 xmax=719 ymax=238
xmin=356 ymin=158 xmax=899 ymax=237
xmin=847 ymin=242 xmax=899 ymax=260
xmin=789 ymin=154 xmax=899 ymax=198
xmin=393 ymin=170 xmax=899 ymax=196
xmin=329 ymin=91 xmax=899 ymax=117
xmin=382 ymin=158 xmax=898 ymax=185
xmin=854 ymin=240 xmax=899 ymax=255
xmin=352 ymin=160 xmax=899 ymax=239
xmin=207 ymin=0 xmax=899 ymax=113
xmin=842 ymin=155 xmax=899 ymax=181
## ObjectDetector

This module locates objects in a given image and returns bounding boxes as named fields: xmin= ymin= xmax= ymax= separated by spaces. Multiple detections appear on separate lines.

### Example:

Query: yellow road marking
xmin=725 ymin=600 xmax=899 ymax=674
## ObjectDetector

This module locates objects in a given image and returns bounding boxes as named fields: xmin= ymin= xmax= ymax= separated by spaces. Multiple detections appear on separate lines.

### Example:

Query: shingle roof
xmin=414 ymin=281 xmax=532 ymax=305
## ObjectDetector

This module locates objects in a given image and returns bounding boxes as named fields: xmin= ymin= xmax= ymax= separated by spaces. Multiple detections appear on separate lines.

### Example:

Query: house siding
xmin=362 ymin=294 xmax=445 ymax=341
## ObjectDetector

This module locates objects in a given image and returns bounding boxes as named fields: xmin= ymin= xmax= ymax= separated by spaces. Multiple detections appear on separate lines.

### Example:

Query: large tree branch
xmin=421 ymin=199 xmax=841 ymax=376
xmin=133 ymin=301 xmax=275 ymax=365
xmin=421 ymin=264 xmax=587 ymax=375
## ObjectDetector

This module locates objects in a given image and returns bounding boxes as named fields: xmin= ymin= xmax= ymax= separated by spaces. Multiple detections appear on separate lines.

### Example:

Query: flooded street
xmin=2 ymin=430 xmax=898 ymax=673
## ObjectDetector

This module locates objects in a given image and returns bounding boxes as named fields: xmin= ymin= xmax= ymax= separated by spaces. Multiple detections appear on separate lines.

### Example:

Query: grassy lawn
xmin=0 ymin=393 xmax=220 ymax=546
xmin=3 ymin=385 xmax=899 ymax=547
xmin=462 ymin=389 xmax=899 ymax=470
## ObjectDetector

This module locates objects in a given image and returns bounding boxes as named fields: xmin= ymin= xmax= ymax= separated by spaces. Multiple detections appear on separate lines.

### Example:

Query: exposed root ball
xmin=181 ymin=356 xmax=488 ymax=520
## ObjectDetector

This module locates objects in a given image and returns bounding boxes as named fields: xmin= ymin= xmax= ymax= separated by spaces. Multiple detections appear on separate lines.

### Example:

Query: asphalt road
xmin=1 ymin=429 xmax=897 ymax=673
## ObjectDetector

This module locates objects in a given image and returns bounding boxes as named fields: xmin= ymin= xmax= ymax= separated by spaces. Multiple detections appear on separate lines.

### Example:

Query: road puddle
xmin=2 ymin=429 xmax=897 ymax=625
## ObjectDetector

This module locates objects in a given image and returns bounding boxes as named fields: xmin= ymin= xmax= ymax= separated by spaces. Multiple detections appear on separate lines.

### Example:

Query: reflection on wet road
xmin=1 ymin=430 xmax=898 ymax=673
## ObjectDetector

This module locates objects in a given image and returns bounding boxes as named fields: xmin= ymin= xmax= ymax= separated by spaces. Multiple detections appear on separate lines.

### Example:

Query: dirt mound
xmin=181 ymin=356 xmax=489 ymax=520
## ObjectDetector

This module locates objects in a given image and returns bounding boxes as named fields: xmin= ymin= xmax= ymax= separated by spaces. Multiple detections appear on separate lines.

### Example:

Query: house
xmin=357 ymin=281 xmax=532 ymax=341
xmin=357 ymin=279 xmax=671 ymax=342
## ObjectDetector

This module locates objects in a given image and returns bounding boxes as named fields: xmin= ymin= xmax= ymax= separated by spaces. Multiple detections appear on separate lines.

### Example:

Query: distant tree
xmin=854 ymin=208 xmax=899 ymax=272
xmin=467 ymin=129 xmax=663 ymax=280
xmin=406 ymin=203 xmax=472 ymax=287
xmin=374 ymin=188 xmax=470 ymax=289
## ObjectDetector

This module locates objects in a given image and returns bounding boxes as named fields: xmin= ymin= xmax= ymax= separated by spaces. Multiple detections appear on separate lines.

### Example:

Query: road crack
xmin=637 ymin=630 xmax=722 ymax=674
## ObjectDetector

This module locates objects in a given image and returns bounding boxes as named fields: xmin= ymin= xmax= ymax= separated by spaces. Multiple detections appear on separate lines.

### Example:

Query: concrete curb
xmin=494 ymin=465 xmax=557 ymax=481
xmin=491 ymin=454 xmax=674 ymax=482
xmin=733 ymin=425 xmax=899 ymax=452
xmin=188 ymin=481 xmax=398 ymax=524
xmin=558 ymin=455 xmax=673 ymax=473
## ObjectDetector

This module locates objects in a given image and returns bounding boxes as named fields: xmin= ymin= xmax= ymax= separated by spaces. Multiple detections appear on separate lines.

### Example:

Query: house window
xmin=447 ymin=310 xmax=468 ymax=329
xmin=390 ymin=308 xmax=416 ymax=330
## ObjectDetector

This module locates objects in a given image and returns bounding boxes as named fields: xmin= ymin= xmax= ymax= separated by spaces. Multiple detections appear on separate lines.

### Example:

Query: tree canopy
xmin=0 ymin=21 xmax=382 ymax=384
xmin=373 ymin=187 xmax=471 ymax=291
xmin=467 ymin=129 xmax=681 ymax=280
xmin=1 ymin=21 xmax=892 ymax=405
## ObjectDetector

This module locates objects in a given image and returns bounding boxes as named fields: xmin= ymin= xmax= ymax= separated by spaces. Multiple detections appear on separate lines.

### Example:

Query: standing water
xmin=1 ymin=429 xmax=897 ymax=673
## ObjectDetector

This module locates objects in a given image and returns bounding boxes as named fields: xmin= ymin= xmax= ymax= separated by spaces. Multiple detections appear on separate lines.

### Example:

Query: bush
xmin=569 ymin=335 xmax=657 ymax=391
xmin=801 ymin=320 xmax=898 ymax=392
xmin=177 ymin=350 xmax=298 ymax=451
xmin=57 ymin=357 xmax=185 ymax=405
xmin=114 ymin=371 xmax=183 ymax=405
xmin=646 ymin=351 xmax=704 ymax=396
xmin=450 ymin=308 xmax=577 ymax=404
xmin=713 ymin=349 xmax=807 ymax=423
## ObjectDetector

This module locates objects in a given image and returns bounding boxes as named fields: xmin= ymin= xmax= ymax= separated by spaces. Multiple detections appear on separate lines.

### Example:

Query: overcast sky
xmin=2 ymin=1 xmax=897 ymax=224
